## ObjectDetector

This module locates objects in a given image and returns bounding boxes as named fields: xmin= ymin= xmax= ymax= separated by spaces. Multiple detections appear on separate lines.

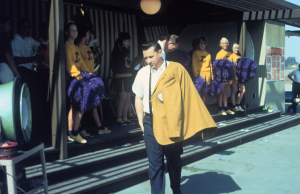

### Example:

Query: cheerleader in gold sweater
xmin=65 ymin=21 xmax=88 ymax=143
xmin=192 ymin=36 xmax=212 ymax=103
xmin=65 ymin=21 xmax=105 ymax=143
xmin=230 ymin=43 xmax=245 ymax=111
xmin=77 ymin=24 xmax=111 ymax=136
xmin=215 ymin=37 xmax=235 ymax=115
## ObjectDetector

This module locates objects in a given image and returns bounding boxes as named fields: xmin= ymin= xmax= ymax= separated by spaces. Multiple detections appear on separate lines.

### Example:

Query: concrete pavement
xmin=116 ymin=124 xmax=300 ymax=194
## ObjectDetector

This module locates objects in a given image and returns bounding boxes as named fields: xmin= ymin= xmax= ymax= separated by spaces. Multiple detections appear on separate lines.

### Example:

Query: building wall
xmin=245 ymin=20 xmax=266 ymax=108
xmin=246 ymin=20 xmax=285 ymax=112
xmin=178 ymin=22 xmax=238 ymax=105
xmin=264 ymin=20 xmax=285 ymax=112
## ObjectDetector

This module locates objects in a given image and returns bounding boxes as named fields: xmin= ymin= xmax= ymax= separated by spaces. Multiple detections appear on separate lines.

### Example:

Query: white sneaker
xmin=79 ymin=130 xmax=90 ymax=137
xmin=70 ymin=134 xmax=87 ymax=144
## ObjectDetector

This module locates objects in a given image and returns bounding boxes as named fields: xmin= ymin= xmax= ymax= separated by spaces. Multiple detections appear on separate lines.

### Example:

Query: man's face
xmin=20 ymin=22 xmax=30 ymax=36
xmin=143 ymin=46 xmax=162 ymax=70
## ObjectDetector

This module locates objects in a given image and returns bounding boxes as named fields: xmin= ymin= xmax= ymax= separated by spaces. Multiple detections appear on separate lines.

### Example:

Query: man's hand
xmin=135 ymin=96 xmax=144 ymax=134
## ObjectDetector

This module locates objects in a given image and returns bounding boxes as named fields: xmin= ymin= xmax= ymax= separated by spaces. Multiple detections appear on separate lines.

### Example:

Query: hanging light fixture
xmin=140 ymin=0 xmax=161 ymax=15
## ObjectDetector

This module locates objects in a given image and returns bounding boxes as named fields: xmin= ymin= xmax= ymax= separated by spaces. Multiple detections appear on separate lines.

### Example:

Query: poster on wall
xmin=266 ymin=46 xmax=285 ymax=82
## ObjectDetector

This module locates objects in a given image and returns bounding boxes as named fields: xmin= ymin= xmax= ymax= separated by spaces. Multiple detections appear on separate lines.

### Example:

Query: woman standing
xmin=192 ymin=36 xmax=212 ymax=103
xmin=77 ymin=24 xmax=111 ymax=135
xmin=65 ymin=21 xmax=105 ymax=143
xmin=111 ymin=32 xmax=135 ymax=126
xmin=230 ymin=43 xmax=245 ymax=111
xmin=215 ymin=37 xmax=235 ymax=115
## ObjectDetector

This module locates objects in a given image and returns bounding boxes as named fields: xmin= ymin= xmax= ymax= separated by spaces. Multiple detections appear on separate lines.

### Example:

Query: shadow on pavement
xmin=181 ymin=172 xmax=241 ymax=194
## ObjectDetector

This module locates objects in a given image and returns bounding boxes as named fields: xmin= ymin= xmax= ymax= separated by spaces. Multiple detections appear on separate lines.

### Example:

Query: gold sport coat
xmin=151 ymin=62 xmax=217 ymax=145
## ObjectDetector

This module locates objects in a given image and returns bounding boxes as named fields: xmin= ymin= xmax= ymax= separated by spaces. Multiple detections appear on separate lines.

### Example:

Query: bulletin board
xmin=266 ymin=46 xmax=285 ymax=82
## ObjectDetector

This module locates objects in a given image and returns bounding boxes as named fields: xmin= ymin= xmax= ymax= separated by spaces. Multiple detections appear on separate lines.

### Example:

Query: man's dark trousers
xmin=143 ymin=115 xmax=182 ymax=194
xmin=290 ymin=82 xmax=300 ymax=110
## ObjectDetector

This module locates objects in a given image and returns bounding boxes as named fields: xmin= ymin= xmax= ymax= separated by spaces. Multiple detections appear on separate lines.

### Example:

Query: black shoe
xmin=287 ymin=106 xmax=292 ymax=113
xmin=293 ymin=107 xmax=297 ymax=113
xmin=124 ymin=120 xmax=135 ymax=125
xmin=116 ymin=121 xmax=127 ymax=126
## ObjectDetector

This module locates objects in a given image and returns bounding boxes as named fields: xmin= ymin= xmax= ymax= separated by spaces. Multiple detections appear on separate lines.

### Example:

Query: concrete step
xmin=26 ymin=112 xmax=280 ymax=187
xmin=32 ymin=113 xmax=300 ymax=194
xmin=22 ymin=108 xmax=261 ymax=167
xmin=35 ymin=114 xmax=300 ymax=193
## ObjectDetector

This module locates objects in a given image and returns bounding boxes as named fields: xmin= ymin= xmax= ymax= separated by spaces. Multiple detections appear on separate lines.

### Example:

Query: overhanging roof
xmin=197 ymin=0 xmax=300 ymax=27
xmin=286 ymin=30 xmax=300 ymax=37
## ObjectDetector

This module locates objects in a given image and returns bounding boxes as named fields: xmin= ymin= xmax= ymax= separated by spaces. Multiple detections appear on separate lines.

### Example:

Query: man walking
xmin=132 ymin=41 xmax=217 ymax=194
xmin=288 ymin=64 xmax=300 ymax=113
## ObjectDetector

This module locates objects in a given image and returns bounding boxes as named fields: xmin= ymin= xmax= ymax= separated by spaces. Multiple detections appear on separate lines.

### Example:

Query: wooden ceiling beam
xmin=233 ymin=0 xmax=281 ymax=11
xmin=210 ymin=0 xmax=254 ymax=11
xmin=196 ymin=0 xmax=244 ymax=11
xmin=243 ymin=9 xmax=300 ymax=22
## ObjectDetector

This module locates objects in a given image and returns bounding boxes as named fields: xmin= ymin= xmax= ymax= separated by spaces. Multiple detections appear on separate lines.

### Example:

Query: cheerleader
xmin=215 ymin=37 xmax=235 ymax=115
xmin=65 ymin=21 xmax=105 ymax=143
xmin=230 ymin=43 xmax=245 ymax=111
xmin=77 ymin=24 xmax=111 ymax=135
xmin=192 ymin=36 xmax=212 ymax=103
xmin=110 ymin=32 xmax=135 ymax=126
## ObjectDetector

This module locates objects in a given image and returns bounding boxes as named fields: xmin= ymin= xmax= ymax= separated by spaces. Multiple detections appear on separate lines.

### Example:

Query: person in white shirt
xmin=11 ymin=18 xmax=45 ymax=140
xmin=0 ymin=15 xmax=20 ymax=84
xmin=288 ymin=64 xmax=300 ymax=113
xmin=157 ymin=32 xmax=180 ymax=60
xmin=132 ymin=41 xmax=181 ymax=194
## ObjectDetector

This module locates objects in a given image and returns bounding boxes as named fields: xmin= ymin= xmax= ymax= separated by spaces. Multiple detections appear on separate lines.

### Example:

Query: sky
xmin=285 ymin=0 xmax=300 ymax=62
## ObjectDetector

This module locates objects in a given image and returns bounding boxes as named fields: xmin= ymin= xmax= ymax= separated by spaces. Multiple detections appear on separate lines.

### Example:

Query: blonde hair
xmin=219 ymin=37 xmax=229 ymax=47
xmin=232 ymin=43 xmax=239 ymax=50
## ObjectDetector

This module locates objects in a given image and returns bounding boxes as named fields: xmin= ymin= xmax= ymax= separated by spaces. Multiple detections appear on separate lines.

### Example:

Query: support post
xmin=239 ymin=22 xmax=247 ymax=116
xmin=49 ymin=0 xmax=67 ymax=159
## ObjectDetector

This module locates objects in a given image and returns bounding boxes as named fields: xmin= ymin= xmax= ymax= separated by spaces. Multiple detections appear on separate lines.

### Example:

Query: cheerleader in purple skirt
xmin=76 ymin=23 xmax=111 ymax=136
xmin=65 ymin=21 xmax=105 ymax=143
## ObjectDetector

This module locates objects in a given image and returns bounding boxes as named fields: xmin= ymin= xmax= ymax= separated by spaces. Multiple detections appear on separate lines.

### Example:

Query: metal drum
xmin=0 ymin=77 xmax=32 ymax=144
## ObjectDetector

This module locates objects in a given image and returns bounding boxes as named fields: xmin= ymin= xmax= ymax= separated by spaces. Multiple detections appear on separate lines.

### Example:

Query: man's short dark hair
xmin=158 ymin=32 xmax=169 ymax=41
xmin=199 ymin=36 xmax=207 ymax=44
xmin=0 ymin=15 xmax=11 ymax=25
xmin=142 ymin=41 xmax=161 ymax=52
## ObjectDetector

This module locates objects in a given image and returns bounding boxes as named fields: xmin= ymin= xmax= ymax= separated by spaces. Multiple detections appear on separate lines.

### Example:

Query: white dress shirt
xmin=132 ymin=60 xmax=169 ymax=113
xmin=11 ymin=33 xmax=40 ymax=70
xmin=157 ymin=40 xmax=166 ymax=60
xmin=289 ymin=69 xmax=300 ymax=83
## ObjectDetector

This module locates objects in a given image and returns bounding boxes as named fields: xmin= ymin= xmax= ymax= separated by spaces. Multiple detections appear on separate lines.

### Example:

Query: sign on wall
xmin=266 ymin=46 xmax=285 ymax=82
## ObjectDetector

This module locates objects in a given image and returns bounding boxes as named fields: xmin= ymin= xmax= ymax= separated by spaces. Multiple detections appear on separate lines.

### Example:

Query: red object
xmin=0 ymin=141 xmax=18 ymax=148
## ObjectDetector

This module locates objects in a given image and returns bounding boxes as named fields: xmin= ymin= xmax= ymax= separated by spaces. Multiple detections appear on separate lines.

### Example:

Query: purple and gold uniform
xmin=216 ymin=49 xmax=233 ymax=85
xmin=192 ymin=50 xmax=213 ymax=85
xmin=65 ymin=41 xmax=89 ymax=80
